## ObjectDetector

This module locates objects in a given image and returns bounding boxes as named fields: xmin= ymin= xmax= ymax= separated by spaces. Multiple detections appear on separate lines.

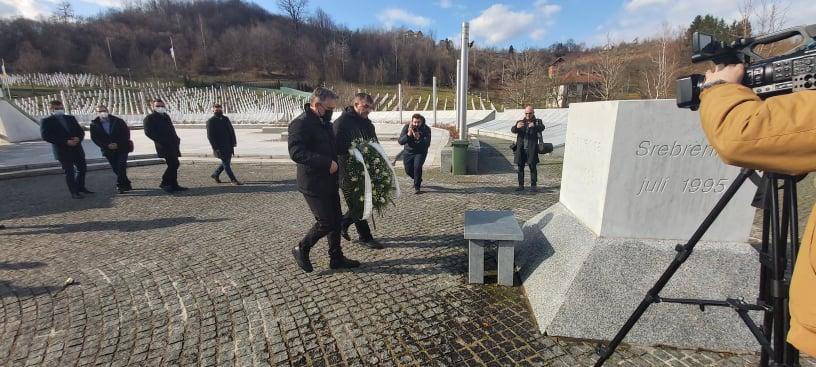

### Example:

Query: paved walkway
xmin=2 ymin=161 xmax=808 ymax=367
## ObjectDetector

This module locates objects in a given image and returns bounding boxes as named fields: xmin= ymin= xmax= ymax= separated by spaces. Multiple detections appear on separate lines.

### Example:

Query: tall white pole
xmin=458 ymin=22 xmax=469 ymax=140
xmin=455 ymin=59 xmax=460 ymax=119
xmin=432 ymin=76 xmax=437 ymax=126
xmin=398 ymin=83 xmax=402 ymax=123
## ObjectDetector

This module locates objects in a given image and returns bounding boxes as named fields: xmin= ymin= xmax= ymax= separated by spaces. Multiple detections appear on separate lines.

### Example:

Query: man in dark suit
xmin=289 ymin=87 xmax=360 ymax=273
xmin=334 ymin=93 xmax=382 ymax=249
xmin=143 ymin=98 xmax=187 ymax=193
xmin=89 ymin=104 xmax=132 ymax=193
xmin=40 ymin=100 xmax=93 ymax=199
xmin=206 ymin=103 xmax=242 ymax=185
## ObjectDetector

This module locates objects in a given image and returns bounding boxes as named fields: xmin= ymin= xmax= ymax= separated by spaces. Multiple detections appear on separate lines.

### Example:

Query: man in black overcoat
xmin=40 ymin=100 xmax=93 ymax=199
xmin=90 ymin=104 xmax=132 ymax=193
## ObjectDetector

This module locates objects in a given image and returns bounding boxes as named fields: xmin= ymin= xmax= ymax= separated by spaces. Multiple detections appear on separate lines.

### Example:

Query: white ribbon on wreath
xmin=349 ymin=147 xmax=374 ymax=220
xmin=368 ymin=142 xmax=401 ymax=199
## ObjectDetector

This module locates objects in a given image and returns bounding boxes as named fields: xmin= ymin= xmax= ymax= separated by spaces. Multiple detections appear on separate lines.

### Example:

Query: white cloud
xmin=0 ymin=0 xmax=123 ymax=19
xmin=596 ymin=0 xmax=816 ymax=45
xmin=468 ymin=2 xmax=561 ymax=46
xmin=377 ymin=8 xmax=431 ymax=29
xmin=437 ymin=0 xmax=453 ymax=9
xmin=0 ymin=0 xmax=57 ymax=19
xmin=624 ymin=0 xmax=670 ymax=11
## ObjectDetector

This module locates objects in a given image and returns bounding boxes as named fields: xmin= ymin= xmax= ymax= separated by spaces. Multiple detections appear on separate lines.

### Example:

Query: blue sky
xmin=3 ymin=0 xmax=816 ymax=48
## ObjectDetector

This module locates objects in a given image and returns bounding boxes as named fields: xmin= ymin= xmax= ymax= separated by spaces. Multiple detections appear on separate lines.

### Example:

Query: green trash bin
xmin=451 ymin=139 xmax=470 ymax=175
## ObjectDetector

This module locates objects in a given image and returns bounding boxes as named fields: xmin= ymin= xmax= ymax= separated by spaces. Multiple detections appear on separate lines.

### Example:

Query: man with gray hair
xmin=289 ymin=87 xmax=360 ymax=272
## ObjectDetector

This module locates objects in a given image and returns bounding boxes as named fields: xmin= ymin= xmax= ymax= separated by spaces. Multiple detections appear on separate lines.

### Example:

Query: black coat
xmin=90 ymin=115 xmax=131 ymax=156
xmin=143 ymin=112 xmax=181 ymax=158
xmin=288 ymin=104 xmax=339 ymax=196
xmin=511 ymin=119 xmax=544 ymax=165
xmin=333 ymin=106 xmax=378 ymax=185
xmin=398 ymin=123 xmax=432 ymax=154
xmin=40 ymin=114 xmax=85 ymax=161
xmin=206 ymin=114 xmax=237 ymax=156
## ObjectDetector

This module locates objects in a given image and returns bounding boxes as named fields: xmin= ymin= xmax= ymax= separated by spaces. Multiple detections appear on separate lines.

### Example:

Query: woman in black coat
xmin=511 ymin=107 xmax=544 ymax=192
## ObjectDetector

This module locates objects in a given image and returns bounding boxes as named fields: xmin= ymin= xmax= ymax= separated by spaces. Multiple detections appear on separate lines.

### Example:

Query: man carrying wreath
xmin=334 ymin=93 xmax=384 ymax=249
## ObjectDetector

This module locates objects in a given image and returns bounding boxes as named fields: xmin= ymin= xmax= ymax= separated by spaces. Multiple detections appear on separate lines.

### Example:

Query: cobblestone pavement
xmin=1 ymin=160 xmax=813 ymax=366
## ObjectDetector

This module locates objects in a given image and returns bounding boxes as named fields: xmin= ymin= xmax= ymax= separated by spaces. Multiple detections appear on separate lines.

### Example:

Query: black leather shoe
xmin=330 ymin=256 xmax=360 ymax=269
xmin=117 ymin=187 xmax=126 ymax=194
xmin=79 ymin=189 xmax=94 ymax=194
xmin=529 ymin=186 xmax=538 ymax=193
xmin=357 ymin=237 xmax=384 ymax=249
xmin=292 ymin=246 xmax=313 ymax=273
xmin=515 ymin=186 xmax=524 ymax=191
xmin=340 ymin=221 xmax=352 ymax=241
xmin=173 ymin=186 xmax=189 ymax=192
xmin=71 ymin=192 xmax=84 ymax=199
xmin=231 ymin=180 xmax=243 ymax=186
xmin=161 ymin=185 xmax=174 ymax=193
xmin=212 ymin=175 xmax=222 ymax=183
xmin=414 ymin=188 xmax=422 ymax=194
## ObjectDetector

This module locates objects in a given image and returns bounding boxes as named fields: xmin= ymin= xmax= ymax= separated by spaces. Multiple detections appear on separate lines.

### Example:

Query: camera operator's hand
xmin=407 ymin=127 xmax=414 ymax=137
xmin=704 ymin=64 xmax=744 ymax=85
xmin=516 ymin=121 xmax=525 ymax=129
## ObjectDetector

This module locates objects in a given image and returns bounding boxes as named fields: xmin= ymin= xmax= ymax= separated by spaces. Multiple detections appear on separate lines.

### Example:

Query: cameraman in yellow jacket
xmin=700 ymin=63 xmax=816 ymax=356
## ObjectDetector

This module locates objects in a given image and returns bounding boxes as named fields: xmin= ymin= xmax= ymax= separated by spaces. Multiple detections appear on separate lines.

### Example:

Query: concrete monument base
xmin=518 ymin=203 xmax=762 ymax=352
xmin=0 ymin=99 xmax=41 ymax=143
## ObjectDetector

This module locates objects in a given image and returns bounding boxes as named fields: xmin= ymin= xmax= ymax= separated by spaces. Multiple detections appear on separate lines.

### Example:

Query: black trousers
xmin=341 ymin=211 xmax=373 ymax=240
xmin=59 ymin=155 xmax=87 ymax=194
xmin=300 ymin=192 xmax=344 ymax=259
xmin=403 ymin=152 xmax=427 ymax=189
xmin=105 ymin=151 xmax=131 ymax=188
xmin=517 ymin=150 xmax=538 ymax=187
xmin=161 ymin=155 xmax=180 ymax=187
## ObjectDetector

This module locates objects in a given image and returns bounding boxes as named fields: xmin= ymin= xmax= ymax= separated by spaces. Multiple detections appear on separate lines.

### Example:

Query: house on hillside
xmin=544 ymin=57 xmax=601 ymax=108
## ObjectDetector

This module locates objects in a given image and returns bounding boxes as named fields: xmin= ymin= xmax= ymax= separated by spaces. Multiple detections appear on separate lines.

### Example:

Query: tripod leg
xmin=783 ymin=176 xmax=801 ymax=366
xmin=768 ymin=175 xmax=788 ymax=364
xmin=594 ymin=169 xmax=755 ymax=367
xmin=760 ymin=207 xmax=772 ymax=367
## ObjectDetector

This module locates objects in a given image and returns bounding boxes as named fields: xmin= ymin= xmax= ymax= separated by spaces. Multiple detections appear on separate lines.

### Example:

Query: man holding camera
xmin=398 ymin=113 xmax=432 ymax=194
xmin=511 ymin=106 xmax=545 ymax=192
xmin=700 ymin=63 xmax=816 ymax=357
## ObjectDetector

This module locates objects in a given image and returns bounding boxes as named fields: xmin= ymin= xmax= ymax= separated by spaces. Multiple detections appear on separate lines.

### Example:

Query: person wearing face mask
xmin=206 ymin=103 xmax=241 ymax=185
xmin=333 ymin=93 xmax=383 ymax=249
xmin=40 ymin=100 xmax=92 ymax=199
xmin=288 ymin=87 xmax=360 ymax=273
xmin=398 ymin=113 xmax=432 ymax=194
xmin=143 ymin=98 xmax=187 ymax=193
xmin=90 ymin=104 xmax=133 ymax=193
xmin=511 ymin=105 xmax=545 ymax=192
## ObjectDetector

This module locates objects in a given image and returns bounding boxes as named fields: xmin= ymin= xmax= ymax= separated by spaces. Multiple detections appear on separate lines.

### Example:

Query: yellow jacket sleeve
xmin=699 ymin=84 xmax=816 ymax=175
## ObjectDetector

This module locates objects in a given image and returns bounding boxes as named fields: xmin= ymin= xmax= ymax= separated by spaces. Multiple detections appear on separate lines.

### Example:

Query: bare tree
xmin=641 ymin=24 xmax=681 ymax=99
xmin=738 ymin=0 xmax=754 ymax=37
xmin=591 ymin=35 xmax=628 ymax=100
xmin=277 ymin=0 xmax=309 ymax=34
xmin=755 ymin=0 xmax=789 ymax=34
xmin=500 ymin=51 xmax=553 ymax=107
xmin=52 ymin=1 xmax=75 ymax=23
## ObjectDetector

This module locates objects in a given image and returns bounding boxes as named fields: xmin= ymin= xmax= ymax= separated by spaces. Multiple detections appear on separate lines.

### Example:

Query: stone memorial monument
xmin=0 ymin=99 xmax=41 ymax=143
xmin=518 ymin=99 xmax=761 ymax=351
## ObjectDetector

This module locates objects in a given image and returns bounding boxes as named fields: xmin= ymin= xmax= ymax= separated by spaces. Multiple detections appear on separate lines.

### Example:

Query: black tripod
xmin=595 ymin=168 xmax=802 ymax=366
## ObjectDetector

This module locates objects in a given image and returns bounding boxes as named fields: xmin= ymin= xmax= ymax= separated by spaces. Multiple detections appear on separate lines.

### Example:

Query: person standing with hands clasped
xmin=398 ymin=113 xmax=432 ymax=194
xmin=206 ymin=103 xmax=242 ymax=185
xmin=289 ymin=87 xmax=360 ymax=273
xmin=40 ymin=100 xmax=93 ymax=199
xmin=511 ymin=105 xmax=544 ymax=192
xmin=89 ymin=104 xmax=132 ymax=194
xmin=144 ymin=98 xmax=187 ymax=193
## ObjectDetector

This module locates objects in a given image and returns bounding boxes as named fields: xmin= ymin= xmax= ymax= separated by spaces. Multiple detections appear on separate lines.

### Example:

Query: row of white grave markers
xmin=3 ymin=73 xmax=172 ymax=89
xmin=13 ymin=84 xmax=307 ymax=123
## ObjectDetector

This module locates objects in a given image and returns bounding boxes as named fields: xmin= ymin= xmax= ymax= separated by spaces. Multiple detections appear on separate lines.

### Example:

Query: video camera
xmin=677 ymin=24 xmax=816 ymax=110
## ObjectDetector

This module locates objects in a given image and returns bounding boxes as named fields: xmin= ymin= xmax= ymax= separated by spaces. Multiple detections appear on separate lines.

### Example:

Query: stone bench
xmin=464 ymin=210 xmax=524 ymax=286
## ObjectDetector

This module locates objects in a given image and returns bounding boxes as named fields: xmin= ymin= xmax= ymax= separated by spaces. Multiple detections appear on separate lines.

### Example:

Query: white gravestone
xmin=559 ymin=99 xmax=756 ymax=241
xmin=519 ymin=100 xmax=761 ymax=352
